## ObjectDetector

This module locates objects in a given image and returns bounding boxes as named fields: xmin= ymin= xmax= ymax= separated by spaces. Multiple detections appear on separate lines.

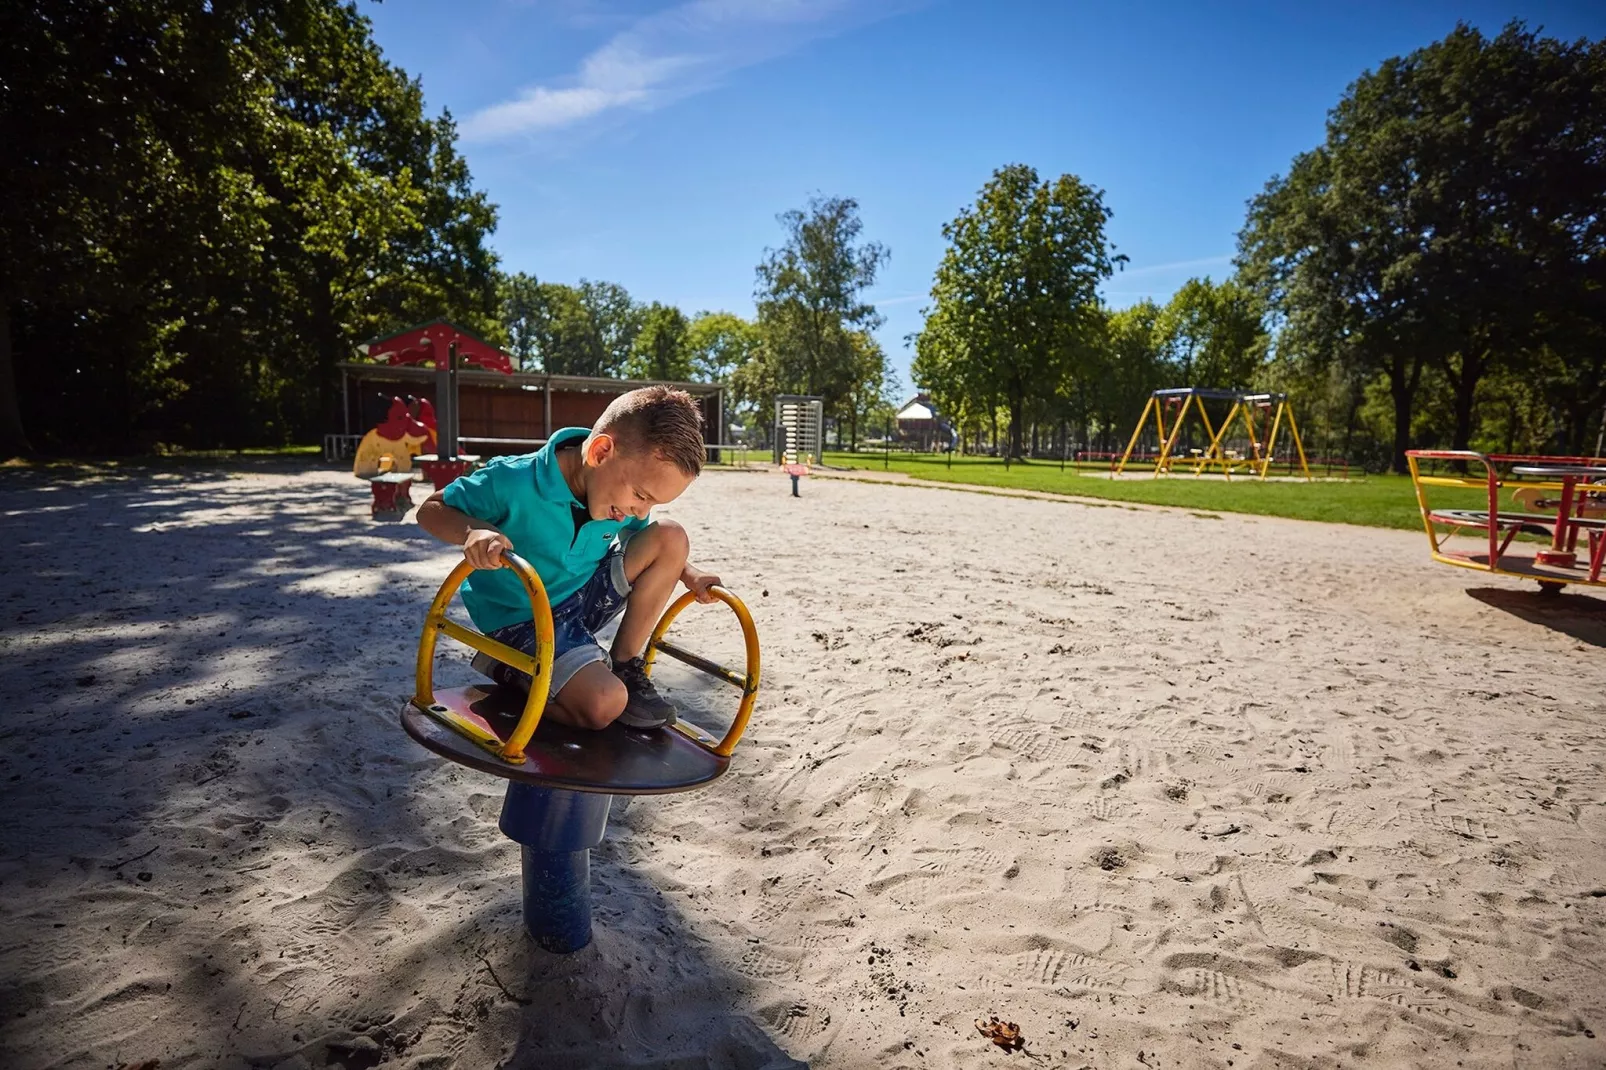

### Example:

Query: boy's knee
xmin=626 ymin=518 xmax=689 ymax=577
xmin=572 ymin=675 xmax=628 ymax=730
xmin=648 ymin=518 xmax=689 ymax=559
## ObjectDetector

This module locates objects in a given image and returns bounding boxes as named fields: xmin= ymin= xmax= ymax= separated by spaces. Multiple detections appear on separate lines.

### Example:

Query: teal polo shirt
xmin=442 ymin=427 xmax=649 ymax=633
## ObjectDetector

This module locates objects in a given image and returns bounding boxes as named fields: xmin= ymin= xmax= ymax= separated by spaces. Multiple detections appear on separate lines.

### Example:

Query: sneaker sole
xmin=617 ymin=708 xmax=677 ymax=730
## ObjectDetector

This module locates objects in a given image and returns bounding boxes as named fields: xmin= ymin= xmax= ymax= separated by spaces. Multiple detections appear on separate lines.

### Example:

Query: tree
xmin=1088 ymin=300 xmax=1167 ymax=451
xmin=1238 ymin=22 xmax=1606 ymax=471
xmin=500 ymin=271 xmax=543 ymax=371
xmin=623 ymin=302 xmax=693 ymax=381
xmin=915 ymin=164 xmax=1121 ymax=460
xmin=1158 ymin=278 xmax=1267 ymax=389
xmin=685 ymin=311 xmax=761 ymax=383
xmin=752 ymin=196 xmax=888 ymax=421
xmin=532 ymin=283 xmax=606 ymax=375
xmin=0 ymin=0 xmax=501 ymax=453
xmin=843 ymin=330 xmax=897 ymax=450
xmin=577 ymin=279 xmax=643 ymax=376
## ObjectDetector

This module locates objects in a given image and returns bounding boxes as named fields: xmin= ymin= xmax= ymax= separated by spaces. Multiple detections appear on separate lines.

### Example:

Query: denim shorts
xmin=487 ymin=545 xmax=631 ymax=697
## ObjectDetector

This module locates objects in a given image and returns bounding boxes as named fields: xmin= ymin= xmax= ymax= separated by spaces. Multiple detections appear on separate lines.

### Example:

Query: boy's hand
xmin=463 ymin=528 xmax=513 ymax=570
xmin=682 ymin=567 xmax=722 ymax=604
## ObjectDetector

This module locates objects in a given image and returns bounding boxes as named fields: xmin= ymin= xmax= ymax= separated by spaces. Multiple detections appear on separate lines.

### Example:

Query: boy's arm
xmin=679 ymin=560 xmax=722 ymax=603
xmin=417 ymin=491 xmax=513 ymax=570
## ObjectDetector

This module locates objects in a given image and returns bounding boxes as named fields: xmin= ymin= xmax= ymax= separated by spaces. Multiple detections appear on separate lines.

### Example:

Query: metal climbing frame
xmin=1114 ymin=388 xmax=1311 ymax=480
xmin=774 ymin=394 xmax=824 ymax=467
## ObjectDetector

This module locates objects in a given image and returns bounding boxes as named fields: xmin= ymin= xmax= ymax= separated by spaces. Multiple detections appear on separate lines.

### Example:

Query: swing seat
xmin=400 ymin=552 xmax=760 ymax=796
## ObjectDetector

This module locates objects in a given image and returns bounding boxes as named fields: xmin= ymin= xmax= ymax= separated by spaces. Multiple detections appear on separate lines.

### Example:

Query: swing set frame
xmin=1114 ymin=388 xmax=1312 ymax=480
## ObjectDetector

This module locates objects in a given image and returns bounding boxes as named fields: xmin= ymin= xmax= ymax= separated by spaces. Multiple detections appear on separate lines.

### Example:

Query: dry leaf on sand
xmin=976 ymin=1016 xmax=1025 ymax=1052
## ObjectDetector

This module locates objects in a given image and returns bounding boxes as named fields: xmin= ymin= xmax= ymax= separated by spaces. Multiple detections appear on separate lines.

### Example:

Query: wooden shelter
xmin=332 ymin=322 xmax=724 ymax=461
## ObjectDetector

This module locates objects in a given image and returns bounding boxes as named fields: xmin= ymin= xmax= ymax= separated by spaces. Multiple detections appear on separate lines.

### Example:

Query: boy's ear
xmin=585 ymin=433 xmax=615 ymax=466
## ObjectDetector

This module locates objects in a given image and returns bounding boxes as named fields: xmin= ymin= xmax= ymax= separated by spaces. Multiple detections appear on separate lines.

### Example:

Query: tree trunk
xmin=1388 ymin=353 xmax=1426 ymax=475
xmin=1445 ymin=348 xmax=1486 ymax=452
xmin=0 ymin=300 xmax=32 ymax=457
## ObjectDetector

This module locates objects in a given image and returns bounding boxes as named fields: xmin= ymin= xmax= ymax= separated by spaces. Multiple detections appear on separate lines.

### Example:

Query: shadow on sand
xmin=1465 ymin=584 xmax=1606 ymax=648
xmin=0 ymin=462 xmax=804 ymax=1070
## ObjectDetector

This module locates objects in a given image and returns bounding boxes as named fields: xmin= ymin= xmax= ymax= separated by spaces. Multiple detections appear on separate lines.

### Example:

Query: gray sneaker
xmin=472 ymin=651 xmax=526 ymax=692
xmin=613 ymin=657 xmax=677 ymax=729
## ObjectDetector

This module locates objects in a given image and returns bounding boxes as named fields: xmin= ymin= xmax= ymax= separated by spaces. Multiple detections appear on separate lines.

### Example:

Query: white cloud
xmin=462 ymin=0 xmax=912 ymax=142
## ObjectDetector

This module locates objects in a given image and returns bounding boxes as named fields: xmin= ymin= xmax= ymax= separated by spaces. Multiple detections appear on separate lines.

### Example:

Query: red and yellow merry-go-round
xmin=1406 ymin=450 xmax=1606 ymax=594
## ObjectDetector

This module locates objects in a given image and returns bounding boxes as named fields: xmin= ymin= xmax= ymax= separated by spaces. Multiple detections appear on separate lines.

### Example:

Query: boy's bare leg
xmin=611 ymin=519 xmax=689 ymax=662
xmin=545 ymin=520 xmax=687 ymax=731
xmin=549 ymin=662 xmax=627 ymax=730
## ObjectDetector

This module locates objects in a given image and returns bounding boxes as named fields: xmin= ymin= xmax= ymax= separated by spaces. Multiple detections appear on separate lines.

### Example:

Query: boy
xmin=416 ymin=385 xmax=721 ymax=731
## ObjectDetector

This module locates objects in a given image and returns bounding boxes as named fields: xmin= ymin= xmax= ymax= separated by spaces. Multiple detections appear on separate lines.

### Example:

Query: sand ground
xmin=0 ymin=463 xmax=1603 ymax=1070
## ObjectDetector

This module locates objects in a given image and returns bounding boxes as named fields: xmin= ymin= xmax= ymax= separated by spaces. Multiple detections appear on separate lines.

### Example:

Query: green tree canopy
xmin=1 ymin=0 xmax=501 ymax=453
xmin=685 ymin=311 xmax=761 ymax=383
xmin=623 ymin=302 xmax=693 ymax=381
xmin=913 ymin=164 xmax=1121 ymax=460
xmin=749 ymin=196 xmax=888 ymax=423
xmin=500 ymin=271 xmax=543 ymax=371
xmin=1238 ymin=21 xmax=1606 ymax=469
xmin=1158 ymin=277 xmax=1268 ymax=389
xmin=529 ymin=282 xmax=606 ymax=376
xmin=577 ymin=279 xmax=644 ymax=376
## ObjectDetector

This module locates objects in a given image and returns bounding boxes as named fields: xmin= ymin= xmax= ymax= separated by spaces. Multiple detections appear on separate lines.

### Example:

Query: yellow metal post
xmin=1282 ymin=404 xmax=1311 ymax=480
xmin=1238 ymin=403 xmax=1263 ymax=476
xmin=1258 ymin=402 xmax=1286 ymax=479
xmin=1114 ymin=395 xmax=1157 ymax=475
xmin=1196 ymin=398 xmax=1236 ymax=479
xmin=1191 ymin=396 xmax=1222 ymax=478
xmin=1155 ymin=395 xmax=1189 ymax=477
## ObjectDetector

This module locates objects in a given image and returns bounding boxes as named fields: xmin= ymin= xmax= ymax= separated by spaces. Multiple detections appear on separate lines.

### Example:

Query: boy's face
xmin=582 ymin=433 xmax=694 ymax=522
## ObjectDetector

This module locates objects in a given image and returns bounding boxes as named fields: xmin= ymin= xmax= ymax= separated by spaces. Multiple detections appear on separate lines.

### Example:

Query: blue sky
xmin=364 ymin=0 xmax=1606 ymax=395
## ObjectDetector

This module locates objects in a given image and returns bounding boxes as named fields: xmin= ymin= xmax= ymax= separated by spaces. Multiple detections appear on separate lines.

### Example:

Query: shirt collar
xmin=533 ymin=427 xmax=591 ymax=505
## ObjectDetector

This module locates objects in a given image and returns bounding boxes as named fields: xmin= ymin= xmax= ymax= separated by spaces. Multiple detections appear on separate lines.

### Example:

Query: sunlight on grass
xmin=822 ymin=451 xmax=1492 ymax=531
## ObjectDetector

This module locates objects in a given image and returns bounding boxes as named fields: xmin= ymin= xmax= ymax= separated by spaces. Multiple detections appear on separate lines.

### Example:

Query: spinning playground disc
xmin=400 ymin=552 xmax=761 ymax=794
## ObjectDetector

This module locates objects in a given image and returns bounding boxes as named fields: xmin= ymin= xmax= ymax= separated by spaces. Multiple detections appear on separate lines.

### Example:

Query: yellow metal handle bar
xmin=643 ymin=587 xmax=761 ymax=758
xmin=413 ymin=551 xmax=556 ymax=764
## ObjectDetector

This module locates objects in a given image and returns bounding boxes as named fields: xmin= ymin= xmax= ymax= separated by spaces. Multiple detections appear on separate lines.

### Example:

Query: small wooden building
xmin=333 ymin=322 xmax=724 ymax=460
xmin=337 ymin=364 xmax=724 ymax=459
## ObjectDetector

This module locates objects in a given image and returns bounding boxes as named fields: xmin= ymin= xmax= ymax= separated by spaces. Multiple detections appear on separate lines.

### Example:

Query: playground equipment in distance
xmin=1115 ymin=388 xmax=1312 ymax=480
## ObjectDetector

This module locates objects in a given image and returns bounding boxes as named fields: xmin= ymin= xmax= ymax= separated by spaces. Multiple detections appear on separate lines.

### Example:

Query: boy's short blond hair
xmin=592 ymin=385 xmax=706 ymax=477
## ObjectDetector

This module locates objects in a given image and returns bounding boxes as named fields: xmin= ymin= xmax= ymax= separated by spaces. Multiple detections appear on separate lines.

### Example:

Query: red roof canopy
xmin=358 ymin=320 xmax=513 ymax=375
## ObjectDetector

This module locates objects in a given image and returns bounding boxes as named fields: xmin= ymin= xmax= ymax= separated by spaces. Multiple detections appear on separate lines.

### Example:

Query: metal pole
xmin=445 ymin=341 xmax=459 ymax=460
xmin=499 ymin=783 xmax=613 ymax=954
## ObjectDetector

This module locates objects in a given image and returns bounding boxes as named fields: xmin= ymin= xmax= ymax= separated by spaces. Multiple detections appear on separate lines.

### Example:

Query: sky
xmin=362 ymin=0 xmax=1606 ymax=396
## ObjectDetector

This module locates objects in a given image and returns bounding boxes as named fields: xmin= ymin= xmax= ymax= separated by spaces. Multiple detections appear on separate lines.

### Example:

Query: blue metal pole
xmin=498 ymin=782 xmax=613 ymax=953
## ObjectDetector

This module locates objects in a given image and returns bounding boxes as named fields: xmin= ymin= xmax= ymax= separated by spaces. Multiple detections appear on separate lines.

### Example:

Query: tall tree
xmin=915 ymin=164 xmax=1121 ymax=460
xmin=623 ymin=302 xmax=693 ymax=381
xmin=751 ymin=196 xmax=888 ymax=421
xmin=1239 ymin=21 xmax=1606 ymax=471
xmin=685 ymin=311 xmax=761 ymax=383
xmin=577 ymin=279 xmax=643 ymax=376
xmin=499 ymin=271 xmax=543 ymax=371
xmin=843 ymin=330 xmax=897 ymax=450
xmin=1089 ymin=300 xmax=1168 ymax=451
xmin=532 ymin=282 xmax=606 ymax=376
xmin=1156 ymin=277 xmax=1268 ymax=390
xmin=0 ymin=0 xmax=501 ymax=453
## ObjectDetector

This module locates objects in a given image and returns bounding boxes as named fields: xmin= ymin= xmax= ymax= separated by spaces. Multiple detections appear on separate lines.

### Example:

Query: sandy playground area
xmin=1 ymin=462 xmax=1604 ymax=1070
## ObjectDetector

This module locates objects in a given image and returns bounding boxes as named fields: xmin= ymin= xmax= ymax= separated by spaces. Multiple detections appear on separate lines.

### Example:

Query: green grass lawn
xmin=821 ymin=450 xmax=1492 ymax=531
